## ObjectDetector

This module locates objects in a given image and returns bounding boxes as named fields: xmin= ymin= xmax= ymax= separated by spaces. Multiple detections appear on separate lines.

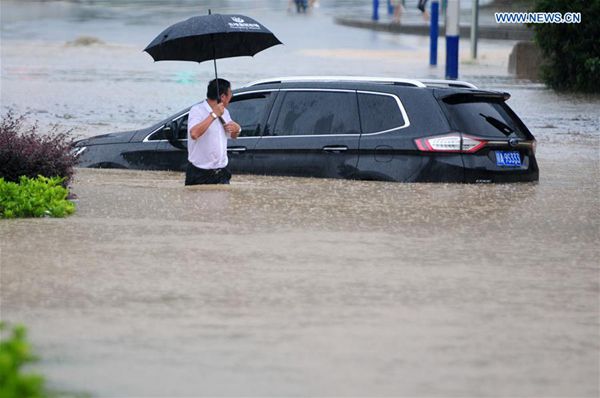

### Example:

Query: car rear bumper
xmin=462 ymin=153 xmax=539 ymax=183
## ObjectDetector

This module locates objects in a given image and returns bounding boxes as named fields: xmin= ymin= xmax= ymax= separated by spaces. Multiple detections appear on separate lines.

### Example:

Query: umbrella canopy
xmin=144 ymin=13 xmax=282 ymax=63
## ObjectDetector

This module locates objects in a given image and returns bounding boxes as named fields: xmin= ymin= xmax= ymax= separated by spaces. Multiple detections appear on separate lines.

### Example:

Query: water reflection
xmin=69 ymin=168 xmax=544 ymax=235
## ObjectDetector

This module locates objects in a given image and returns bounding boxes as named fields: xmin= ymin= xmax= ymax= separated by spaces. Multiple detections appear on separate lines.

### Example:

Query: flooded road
xmin=1 ymin=0 xmax=599 ymax=396
xmin=1 ymin=152 xmax=598 ymax=396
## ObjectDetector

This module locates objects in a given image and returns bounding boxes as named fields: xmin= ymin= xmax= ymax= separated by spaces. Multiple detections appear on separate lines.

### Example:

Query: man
xmin=392 ymin=0 xmax=404 ymax=24
xmin=185 ymin=78 xmax=241 ymax=185
xmin=417 ymin=0 xmax=430 ymax=21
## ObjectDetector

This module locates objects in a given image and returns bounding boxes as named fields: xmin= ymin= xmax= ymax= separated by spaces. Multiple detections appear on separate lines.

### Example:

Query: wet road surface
xmin=1 ymin=0 xmax=599 ymax=396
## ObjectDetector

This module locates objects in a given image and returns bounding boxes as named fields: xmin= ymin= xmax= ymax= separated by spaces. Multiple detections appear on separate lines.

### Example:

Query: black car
xmin=74 ymin=76 xmax=538 ymax=183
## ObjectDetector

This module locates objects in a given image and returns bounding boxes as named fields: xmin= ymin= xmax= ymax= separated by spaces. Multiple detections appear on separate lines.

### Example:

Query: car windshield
xmin=443 ymin=98 xmax=527 ymax=139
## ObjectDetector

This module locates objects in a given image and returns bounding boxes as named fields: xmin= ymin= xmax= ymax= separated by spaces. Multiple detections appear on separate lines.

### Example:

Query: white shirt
xmin=187 ymin=100 xmax=232 ymax=170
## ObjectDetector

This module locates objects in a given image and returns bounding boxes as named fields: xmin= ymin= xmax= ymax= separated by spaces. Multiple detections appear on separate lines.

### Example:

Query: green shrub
xmin=0 ymin=323 xmax=46 ymax=398
xmin=532 ymin=0 xmax=600 ymax=93
xmin=0 ymin=176 xmax=75 ymax=219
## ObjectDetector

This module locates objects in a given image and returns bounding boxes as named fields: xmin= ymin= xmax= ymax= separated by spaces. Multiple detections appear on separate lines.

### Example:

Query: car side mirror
xmin=167 ymin=120 xmax=186 ymax=150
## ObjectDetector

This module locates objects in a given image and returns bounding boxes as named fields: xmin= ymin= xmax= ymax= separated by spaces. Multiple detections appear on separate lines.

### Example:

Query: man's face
xmin=220 ymin=88 xmax=233 ymax=107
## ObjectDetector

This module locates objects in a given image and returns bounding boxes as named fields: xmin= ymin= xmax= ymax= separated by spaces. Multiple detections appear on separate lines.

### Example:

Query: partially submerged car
xmin=74 ymin=76 xmax=538 ymax=183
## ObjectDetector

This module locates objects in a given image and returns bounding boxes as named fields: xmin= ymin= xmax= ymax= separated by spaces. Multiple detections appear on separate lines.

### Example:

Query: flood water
xmin=1 ymin=0 xmax=599 ymax=396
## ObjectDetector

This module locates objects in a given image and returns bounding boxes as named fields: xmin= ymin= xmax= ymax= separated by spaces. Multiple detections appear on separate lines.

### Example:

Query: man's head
xmin=207 ymin=78 xmax=232 ymax=106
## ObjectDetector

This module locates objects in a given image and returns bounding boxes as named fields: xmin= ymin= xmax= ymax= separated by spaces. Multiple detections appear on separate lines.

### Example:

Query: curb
xmin=335 ymin=17 xmax=534 ymax=41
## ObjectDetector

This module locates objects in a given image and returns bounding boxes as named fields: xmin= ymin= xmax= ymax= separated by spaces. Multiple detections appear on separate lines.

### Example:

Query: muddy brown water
xmin=1 ymin=139 xmax=598 ymax=396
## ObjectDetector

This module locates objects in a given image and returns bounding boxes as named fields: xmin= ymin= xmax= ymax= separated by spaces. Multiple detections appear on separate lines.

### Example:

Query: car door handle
xmin=322 ymin=146 xmax=348 ymax=153
xmin=227 ymin=147 xmax=247 ymax=153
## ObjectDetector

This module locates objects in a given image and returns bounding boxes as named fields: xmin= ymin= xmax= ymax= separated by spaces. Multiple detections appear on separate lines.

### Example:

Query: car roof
xmin=243 ymin=76 xmax=478 ymax=89
xmin=234 ymin=76 xmax=509 ymax=100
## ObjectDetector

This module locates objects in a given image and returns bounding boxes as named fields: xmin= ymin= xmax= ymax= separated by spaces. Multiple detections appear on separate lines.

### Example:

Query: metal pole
xmin=208 ymin=9 xmax=220 ymax=102
xmin=373 ymin=0 xmax=379 ymax=21
xmin=208 ymin=9 xmax=225 ymax=126
xmin=445 ymin=0 xmax=460 ymax=79
xmin=213 ymin=56 xmax=219 ymax=99
xmin=470 ymin=0 xmax=479 ymax=59
xmin=430 ymin=0 xmax=439 ymax=66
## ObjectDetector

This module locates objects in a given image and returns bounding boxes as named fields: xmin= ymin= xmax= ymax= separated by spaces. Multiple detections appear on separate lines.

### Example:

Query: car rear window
xmin=358 ymin=93 xmax=406 ymax=133
xmin=273 ymin=91 xmax=360 ymax=136
xmin=443 ymin=98 xmax=527 ymax=139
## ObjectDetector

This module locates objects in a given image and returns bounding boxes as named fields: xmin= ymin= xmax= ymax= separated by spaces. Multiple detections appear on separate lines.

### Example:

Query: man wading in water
xmin=185 ymin=78 xmax=241 ymax=185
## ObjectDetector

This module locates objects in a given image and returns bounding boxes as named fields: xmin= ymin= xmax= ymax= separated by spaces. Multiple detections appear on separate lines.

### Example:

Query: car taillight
xmin=414 ymin=134 xmax=487 ymax=153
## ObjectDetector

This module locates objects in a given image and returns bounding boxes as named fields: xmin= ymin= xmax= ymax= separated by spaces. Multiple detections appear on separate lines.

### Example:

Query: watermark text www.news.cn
xmin=495 ymin=12 xmax=582 ymax=24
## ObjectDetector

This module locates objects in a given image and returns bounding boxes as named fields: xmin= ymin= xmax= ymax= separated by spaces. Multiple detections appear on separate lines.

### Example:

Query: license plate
xmin=496 ymin=151 xmax=521 ymax=167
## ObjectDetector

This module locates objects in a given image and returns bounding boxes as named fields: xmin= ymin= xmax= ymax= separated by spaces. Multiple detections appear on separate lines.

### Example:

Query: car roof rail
xmin=418 ymin=79 xmax=478 ymax=89
xmin=244 ymin=76 xmax=427 ymax=88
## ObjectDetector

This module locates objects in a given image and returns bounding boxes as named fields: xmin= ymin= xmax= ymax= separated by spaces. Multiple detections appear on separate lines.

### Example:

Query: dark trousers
xmin=185 ymin=162 xmax=231 ymax=185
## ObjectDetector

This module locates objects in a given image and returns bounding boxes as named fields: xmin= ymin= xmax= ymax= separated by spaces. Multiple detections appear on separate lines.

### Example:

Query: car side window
xmin=358 ymin=93 xmax=406 ymax=133
xmin=148 ymin=128 xmax=166 ymax=141
xmin=228 ymin=92 xmax=272 ymax=137
xmin=273 ymin=91 xmax=360 ymax=136
xmin=147 ymin=114 xmax=188 ymax=141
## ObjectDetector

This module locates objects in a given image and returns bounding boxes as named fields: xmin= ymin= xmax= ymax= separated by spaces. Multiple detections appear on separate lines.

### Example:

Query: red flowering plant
xmin=0 ymin=111 xmax=78 ymax=185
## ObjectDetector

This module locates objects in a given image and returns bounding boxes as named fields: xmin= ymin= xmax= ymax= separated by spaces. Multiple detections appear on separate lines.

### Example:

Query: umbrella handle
xmin=211 ymin=39 xmax=226 ymax=126
xmin=207 ymin=11 xmax=226 ymax=127
xmin=214 ymin=57 xmax=220 ymax=102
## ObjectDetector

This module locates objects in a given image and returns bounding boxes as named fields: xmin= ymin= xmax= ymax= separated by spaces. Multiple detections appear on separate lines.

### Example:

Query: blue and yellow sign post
xmin=430 ymin=0 xmax=439 ymax=66
xmin=373 ymin=0 xmax=380 ymax=21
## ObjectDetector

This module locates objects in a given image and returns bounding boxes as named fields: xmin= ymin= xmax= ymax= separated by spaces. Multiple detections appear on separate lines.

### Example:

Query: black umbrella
xmin=144 ymin=11 xmax=282 ymax=100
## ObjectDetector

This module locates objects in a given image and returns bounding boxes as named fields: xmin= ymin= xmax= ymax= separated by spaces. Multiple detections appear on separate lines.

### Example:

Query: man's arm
xmin=221 ymin=109 xmax=241 ymax=139
xmin=189 ymin=113 xmax=218 ymax=140
xmin=224 ymin=121 xmax=241 ymax=139
xmin=189 ymin=103 xmax=225 ymax=140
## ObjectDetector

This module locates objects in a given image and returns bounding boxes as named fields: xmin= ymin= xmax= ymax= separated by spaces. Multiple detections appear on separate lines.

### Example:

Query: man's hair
xmin=206 ymin=78 xmax=231 ymax=100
